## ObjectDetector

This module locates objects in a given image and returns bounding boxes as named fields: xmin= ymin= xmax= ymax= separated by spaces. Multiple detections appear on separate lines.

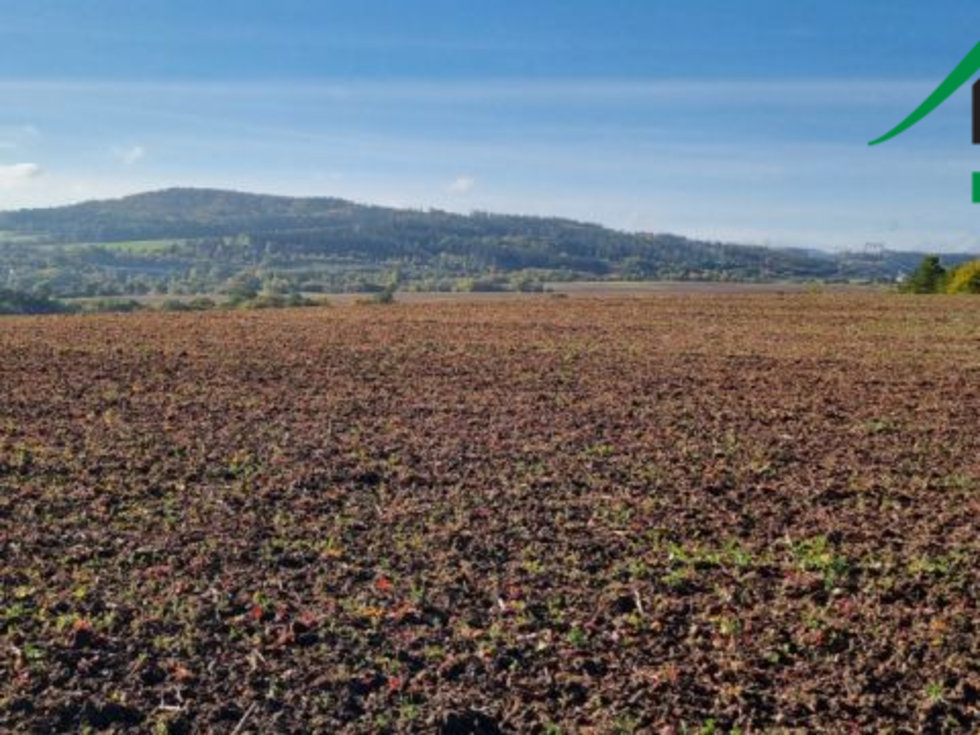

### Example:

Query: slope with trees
xmin=0 ymin=188 xmax=974 ymax=298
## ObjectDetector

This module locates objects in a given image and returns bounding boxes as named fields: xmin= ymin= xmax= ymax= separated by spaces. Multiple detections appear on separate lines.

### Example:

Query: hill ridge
xmin=0 ymin=188 xmax=974 ymax=297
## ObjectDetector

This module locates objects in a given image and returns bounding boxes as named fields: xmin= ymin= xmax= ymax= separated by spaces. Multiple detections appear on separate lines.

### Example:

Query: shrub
xmin=372 ymin=285 xmax=397 ymax=304
xmin=244 ymin=293 xmax=288 ymax=309
xmin=159 ymin=297 xmax=216 ymax=312
xmin=231 ymin=292 xmax=321 ymax=310
xmin=85 ymin=298 xmax=144 ymax=313
xmin=285 ymin=293 xmax=320 ymax=308
xmin=455 ymin=277 xmax=508 ymax=293
xmin=159 ymin=299 xmax=192 ymax=312
xmin=946 ymin=260 xmax=980 ymax=294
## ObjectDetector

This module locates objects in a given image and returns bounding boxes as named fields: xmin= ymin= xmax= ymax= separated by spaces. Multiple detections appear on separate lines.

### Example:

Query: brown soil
xmin=1 ymin=294 xmax=979 ymax=732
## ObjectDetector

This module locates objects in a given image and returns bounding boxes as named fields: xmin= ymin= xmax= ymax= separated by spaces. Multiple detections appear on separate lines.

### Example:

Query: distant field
xmin=547 ymin=279 xmax=885 ymax=295
xmin=0 ymin=238 xmax=184 ymax=254
xmin=66 ymin=239 xmax=184 ymax=254
xmin=64 ymin=280 xmax=883 ymax=308
xmin=0 ymin=231 xmax=45 ymax=245
xmin=1 ymin=294 xmax=978 ymax=731
xmin=321 ymin=280 xmax=884 ymax=305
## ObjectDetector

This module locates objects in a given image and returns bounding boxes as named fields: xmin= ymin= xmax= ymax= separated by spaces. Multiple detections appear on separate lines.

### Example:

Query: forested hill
xmin=0 ymin=188 xmax=363 ymax=241
xmin=0 ymin=188 xmax=971 ymax=297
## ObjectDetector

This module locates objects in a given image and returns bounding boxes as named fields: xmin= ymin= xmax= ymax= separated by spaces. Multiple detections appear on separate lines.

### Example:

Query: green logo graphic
xmin=868 ymin=42 xmax=980 ymax=202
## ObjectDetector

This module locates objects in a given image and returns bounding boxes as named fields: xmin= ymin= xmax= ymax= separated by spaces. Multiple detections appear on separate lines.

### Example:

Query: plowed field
xmin=2 ymin=294 xmax=980 ymax=733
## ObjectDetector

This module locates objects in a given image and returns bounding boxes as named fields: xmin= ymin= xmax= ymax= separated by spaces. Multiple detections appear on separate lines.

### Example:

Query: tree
xmin=0 ymin=288 xmax=72 ymax=315
xmin=902 ymin=256 xmax=946 ymax=294
xmin=226 ymin=273 xmax=261 ymax=303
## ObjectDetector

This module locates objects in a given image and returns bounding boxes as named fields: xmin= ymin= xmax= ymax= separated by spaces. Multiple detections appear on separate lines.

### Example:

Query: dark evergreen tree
xmin=903 ymin=256 xmax=946 ymax=294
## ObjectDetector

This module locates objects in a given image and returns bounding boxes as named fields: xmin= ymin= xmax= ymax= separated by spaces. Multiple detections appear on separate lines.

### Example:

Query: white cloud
xmin=447 ymin=175 xmax=476 ymax=194
xmin=114 ymin=144 xmax=146 ymax=166
xmin=0 ymin=162 xmax=42 ymax=188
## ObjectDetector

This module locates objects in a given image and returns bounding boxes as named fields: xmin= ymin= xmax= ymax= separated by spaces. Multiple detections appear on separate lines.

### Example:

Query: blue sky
xmin=1 ymin=1 xmax=979 ymax=251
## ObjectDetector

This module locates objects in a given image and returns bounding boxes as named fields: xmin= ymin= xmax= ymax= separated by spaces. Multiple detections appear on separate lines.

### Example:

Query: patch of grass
xmin=862 ymin=418 xmax=897 ymax=435
xmin=792 ymin=536 xmax=851 ymax=589
xmin=924 ymin=681 xmax=945 ymax=704
xmin=566 ymin=626 xmax=587 ymax=648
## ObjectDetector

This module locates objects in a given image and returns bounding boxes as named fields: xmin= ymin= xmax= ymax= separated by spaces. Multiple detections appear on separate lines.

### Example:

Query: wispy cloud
xmin=0 ymin=162 xmax=42 ymax=187
xmin=447 ymin=175 xmax=476 ymax=194
xmin=114 ymin=144 xmax=146 ymax=166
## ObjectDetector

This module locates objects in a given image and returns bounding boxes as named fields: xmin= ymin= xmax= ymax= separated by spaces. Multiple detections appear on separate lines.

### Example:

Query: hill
xmin=0 ymin=188 xmax=972 ymax=297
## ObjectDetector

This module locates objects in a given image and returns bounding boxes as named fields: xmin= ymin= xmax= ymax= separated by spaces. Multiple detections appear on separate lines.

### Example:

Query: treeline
xmin=0 ymin=288 xmax=73 ymax=315
xmin=901 ymin=256 xmax=980 ymax=294
xmin=0 ymin=288 xmax=330 ymax=317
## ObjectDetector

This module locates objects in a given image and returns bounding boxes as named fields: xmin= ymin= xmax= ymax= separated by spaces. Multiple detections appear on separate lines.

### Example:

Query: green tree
xmin=902 ymin=256 xmax=946 ymax=294
xmin=226 ymin=273 xmax=261 ymax=303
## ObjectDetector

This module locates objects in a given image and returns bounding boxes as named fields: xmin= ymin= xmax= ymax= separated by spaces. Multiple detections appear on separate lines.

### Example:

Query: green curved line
xmin=868 ymin=42 xmax=980 ymax=146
